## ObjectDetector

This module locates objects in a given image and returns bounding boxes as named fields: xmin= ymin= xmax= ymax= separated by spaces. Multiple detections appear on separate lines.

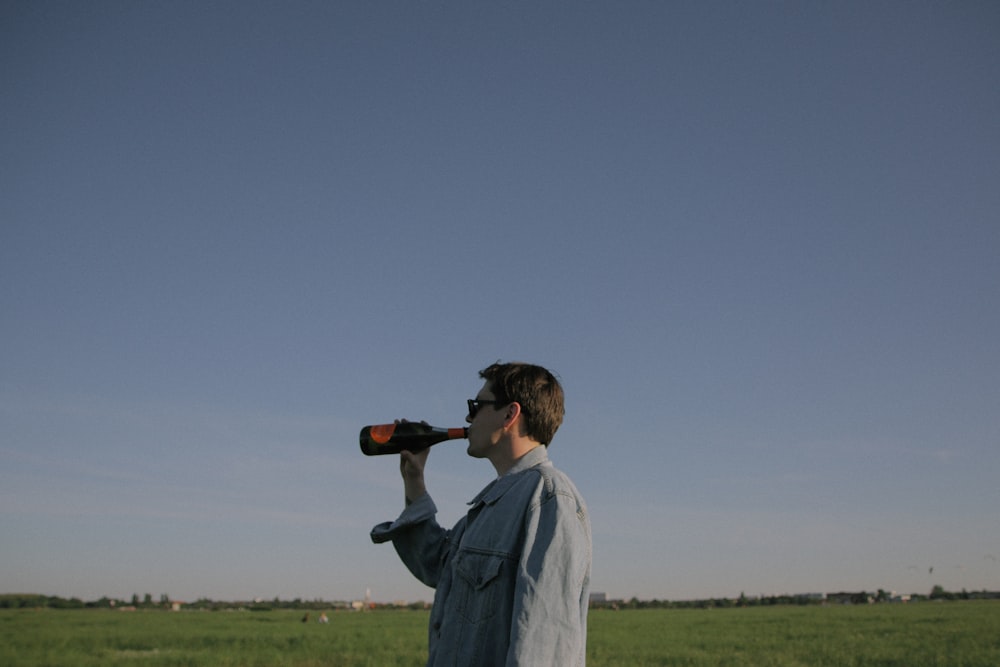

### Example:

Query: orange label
xmin=369 ymin=423 xmax=396 ymax=444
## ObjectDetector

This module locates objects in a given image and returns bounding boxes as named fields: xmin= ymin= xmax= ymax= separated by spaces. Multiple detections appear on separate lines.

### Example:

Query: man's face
xmin=465 ymin=382 xmax=506 ymax=459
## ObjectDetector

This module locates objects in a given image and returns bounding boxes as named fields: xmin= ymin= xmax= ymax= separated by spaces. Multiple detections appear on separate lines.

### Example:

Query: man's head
xmin=476 ymin=361 xmax=564 ymax=446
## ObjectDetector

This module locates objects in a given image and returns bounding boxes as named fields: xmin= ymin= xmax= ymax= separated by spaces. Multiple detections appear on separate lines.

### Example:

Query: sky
xmin=2 ymin=1 xmax=998 ymax=605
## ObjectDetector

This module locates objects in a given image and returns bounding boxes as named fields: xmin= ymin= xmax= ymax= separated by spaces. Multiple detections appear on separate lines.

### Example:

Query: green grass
xmin=0 ymin=609 xmax=427 ymax=667
xmin=587 ymin=602 xmax=1000 ymax=666
xmin=1 ymin=602 xmax=997 ymax=666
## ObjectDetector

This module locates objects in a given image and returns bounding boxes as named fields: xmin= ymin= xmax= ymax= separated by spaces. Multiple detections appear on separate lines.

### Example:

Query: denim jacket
xmin=371 ymin=446 xmax=591 ymax=666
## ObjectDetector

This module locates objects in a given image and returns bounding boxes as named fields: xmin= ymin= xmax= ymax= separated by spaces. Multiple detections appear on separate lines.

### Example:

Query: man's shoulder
xmin=516 ymin=457 xmax=585 ymax=505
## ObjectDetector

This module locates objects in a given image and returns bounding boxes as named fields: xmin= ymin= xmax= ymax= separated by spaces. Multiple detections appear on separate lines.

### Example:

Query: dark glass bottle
xmin=359 ymin=422 xmax=468 ymax=456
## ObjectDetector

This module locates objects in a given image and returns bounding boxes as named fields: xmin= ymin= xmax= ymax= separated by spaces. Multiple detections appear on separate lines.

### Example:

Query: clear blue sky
xmin=2 ymin=1 xmax=998 ymax=604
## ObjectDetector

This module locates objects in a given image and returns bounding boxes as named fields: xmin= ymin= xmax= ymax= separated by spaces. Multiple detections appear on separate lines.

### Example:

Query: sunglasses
xmin=467 ymin=399 xmax=500 ymax=419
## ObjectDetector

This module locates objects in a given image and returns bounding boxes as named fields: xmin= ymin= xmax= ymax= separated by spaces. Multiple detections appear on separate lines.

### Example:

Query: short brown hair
xmin=479 ymin=362 xmax=564 ymax=445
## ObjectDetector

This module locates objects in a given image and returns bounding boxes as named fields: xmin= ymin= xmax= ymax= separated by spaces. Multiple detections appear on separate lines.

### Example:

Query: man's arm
xmin=507 ymin=485 xmax=592 ymax=666
xmin=370 ymin=447 xmax=450 ymax=588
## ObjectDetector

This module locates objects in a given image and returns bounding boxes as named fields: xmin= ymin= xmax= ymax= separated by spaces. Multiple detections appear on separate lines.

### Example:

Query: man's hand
xmin=400 ymin=445 xmax=429 ymax=479
xmin=400 ymin=447 xmax=429 ymax=505
xmin=396 ymin=419 xmax=430 ymax=504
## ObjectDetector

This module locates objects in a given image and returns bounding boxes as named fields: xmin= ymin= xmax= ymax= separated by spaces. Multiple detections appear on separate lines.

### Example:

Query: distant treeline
xmin=591 ymin=587 xmax=1000 ymax=610
xmin=0 ymin=593 xmax=401 ymax=611
xmin=4 ymin=587 xmax=999 ymax=611
xmin=1 ymin=594 xmax=92 ymax=609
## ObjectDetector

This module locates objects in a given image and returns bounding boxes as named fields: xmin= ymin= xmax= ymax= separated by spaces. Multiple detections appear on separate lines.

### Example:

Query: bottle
xmin=359 ymin=422 xmax=468 ymax=456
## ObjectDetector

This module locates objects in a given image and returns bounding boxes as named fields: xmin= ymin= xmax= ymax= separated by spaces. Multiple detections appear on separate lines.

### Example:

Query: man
xmin=371 ymin=362 xmax=591 ymax=666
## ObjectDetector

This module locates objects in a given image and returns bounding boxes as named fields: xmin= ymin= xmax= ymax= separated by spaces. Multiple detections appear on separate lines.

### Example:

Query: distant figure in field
xmin=318 ymin=612 xmax=329 ymax=623
xmin=301 ymin=612 xmax=309 ymax=623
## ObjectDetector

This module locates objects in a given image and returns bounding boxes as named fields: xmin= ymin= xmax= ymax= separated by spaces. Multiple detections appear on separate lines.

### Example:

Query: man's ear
xmin=502 ymin=402 xmax=522 ymax=429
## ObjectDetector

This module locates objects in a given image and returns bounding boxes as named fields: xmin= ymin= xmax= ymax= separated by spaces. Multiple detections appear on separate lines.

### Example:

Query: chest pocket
xmin=454 ymin=551 xmax=506 ymax=623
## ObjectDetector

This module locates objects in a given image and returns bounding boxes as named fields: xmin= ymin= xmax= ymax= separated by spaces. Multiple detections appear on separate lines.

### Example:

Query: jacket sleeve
xmin=507 ymin=484 xmax=592 ymax=666
xmin=370 ymin=493 xmax=452 ymax=589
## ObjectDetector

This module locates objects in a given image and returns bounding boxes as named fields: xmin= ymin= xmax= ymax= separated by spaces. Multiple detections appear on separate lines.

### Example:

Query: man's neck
xmin=491 ymin=440 xmax=542 ymax=476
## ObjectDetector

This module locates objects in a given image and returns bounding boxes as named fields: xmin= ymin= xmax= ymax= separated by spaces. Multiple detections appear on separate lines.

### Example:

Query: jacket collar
xmin=468 ymin=446 xmax=549 ymax=507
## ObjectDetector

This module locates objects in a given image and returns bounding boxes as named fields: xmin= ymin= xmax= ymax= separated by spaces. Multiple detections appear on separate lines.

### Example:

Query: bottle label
xmin=369 ymin=424 xmax=397 ymax=444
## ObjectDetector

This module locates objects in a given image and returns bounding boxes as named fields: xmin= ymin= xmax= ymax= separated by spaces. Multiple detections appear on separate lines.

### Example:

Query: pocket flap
xmin=456 ymin=553 xmax=504 ymax=591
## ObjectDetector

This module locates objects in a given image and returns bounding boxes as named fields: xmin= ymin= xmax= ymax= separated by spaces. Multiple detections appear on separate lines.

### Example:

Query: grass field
xmin=2 ymin=601 xmax=998 ymax=666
